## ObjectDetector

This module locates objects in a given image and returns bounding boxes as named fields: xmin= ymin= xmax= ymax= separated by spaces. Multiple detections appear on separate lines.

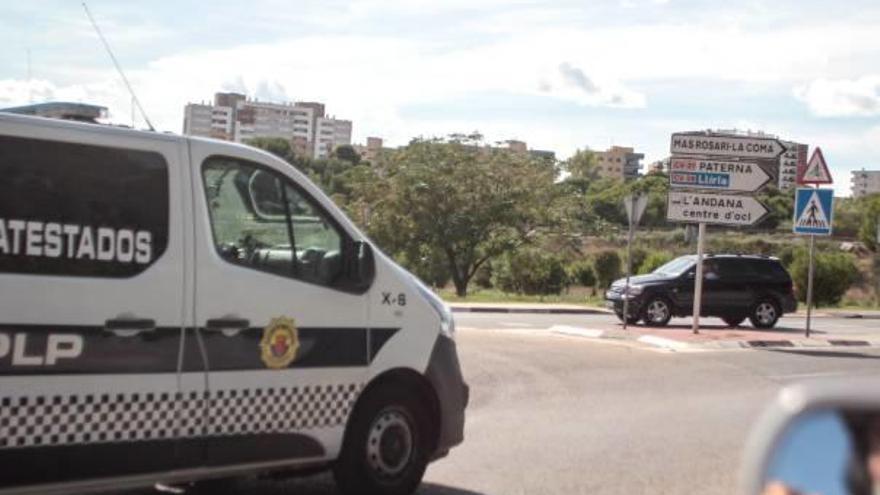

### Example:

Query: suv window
xmin=202 ymin=157 xmax=345 ymax=288
xmin=0 ymin=135 xmax=169 ymax=278
xmin=757 ymin=259 xmax=791 ymax=281
xmin=715 ymin=258 xmax=757 ymax=279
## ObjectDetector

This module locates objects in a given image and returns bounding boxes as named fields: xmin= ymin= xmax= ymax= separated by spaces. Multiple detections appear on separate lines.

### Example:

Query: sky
xmin=1 ymin=0 xmax=879 ymax=196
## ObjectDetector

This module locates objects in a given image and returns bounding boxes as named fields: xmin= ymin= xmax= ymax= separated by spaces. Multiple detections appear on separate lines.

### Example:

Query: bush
xmin=789 ymin=250 xmax=859 ymax=306
xmin=474 ymin=263 xmax=493 ymax=289
xmin=493 ymin=248 xmax=570 ymax=295
xmin=568 ymin=261 xmax=596 ymax=287
xmin=628 ymin=248 xmax=648 ymax=274
xmin=401 ymin=249 xmax=450 ymax=288
xmin=638 ymin=251 xmax=674 ymax=274
xmin=593 ymin=250 xmax=622 ymax=289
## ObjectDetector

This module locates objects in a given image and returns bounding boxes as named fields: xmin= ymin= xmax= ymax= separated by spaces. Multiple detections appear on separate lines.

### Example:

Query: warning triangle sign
xmin=800 ymin=147 xmax=832 ymax=185
xmin=796 ymin=190 xmax=830 ymax=230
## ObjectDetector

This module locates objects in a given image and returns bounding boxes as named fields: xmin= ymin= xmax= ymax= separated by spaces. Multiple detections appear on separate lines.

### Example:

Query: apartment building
xmin=354 ymin=137 xmax=385 ymax=162
xmin=314 ymin=117 xmax=353 ymax=159
xmin=852 ymin=169 xmax=880 ymax=198
xmin=183 ymin=92 xmax=352 ymax=158
xmin=594 ymin=146 xmax=644 ymax=180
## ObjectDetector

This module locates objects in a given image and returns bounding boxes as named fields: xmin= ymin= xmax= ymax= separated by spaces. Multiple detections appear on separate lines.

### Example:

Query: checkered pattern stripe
xmin=0 ymin=383 xmax=362 ymax=450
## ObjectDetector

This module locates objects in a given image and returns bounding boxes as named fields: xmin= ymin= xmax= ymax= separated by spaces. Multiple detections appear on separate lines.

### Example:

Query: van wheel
xmin=749 ymin=299 xmax=780 ymax=329
xmin=721 ymin=316 xmax=746 ymax=328
xmin=333 ymin=385 xmax=430 ymax=495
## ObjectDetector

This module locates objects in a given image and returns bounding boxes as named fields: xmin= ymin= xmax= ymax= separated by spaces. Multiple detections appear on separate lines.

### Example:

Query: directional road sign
xmin=667 ymin=190 xmax=769 ymax=227
xmin=624 ymin=194 xmax=648 ymax=226
xmin=670 ymin=133 xmax=787 ymax=160
xmin=794 ymin=188 xmax=834 ymax=236
xmin=799 ymin=147 xmax=833 ymax=185
xmin=668 ymin=157 xmax=772 ymax=193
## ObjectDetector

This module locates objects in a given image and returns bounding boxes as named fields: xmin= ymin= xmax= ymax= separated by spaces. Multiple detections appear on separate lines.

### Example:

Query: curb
xmin=451 ymin=306 xmax=610 ymax=315
xmin=839 ymin=314 xmax=880 ymax=320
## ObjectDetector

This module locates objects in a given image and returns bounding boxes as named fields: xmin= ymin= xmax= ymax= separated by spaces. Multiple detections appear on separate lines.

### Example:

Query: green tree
xmin=565 ymin=149 xmax=600 ymax=182
xmin=568 ymin=261 xmax=597 ymax=288
xmin=493 ymin=248 xmax=569 ymax=295
xmin=350 ymin=133 xmax=561 ymax=296
xmin=333 ymin=145 xmax=362 ymax=165
xmin=244 ymin=137 xmax=293 ymax=160
xmin=593 ymin=250 xmax=622 ymax=289
xmin=756 ymin=186 xmax=795 ymax=230
xmin=789 ymin=250 xmax=859 ymax=306
xmin=857 ymin=194 xmax=880 ymax=251
xmin=638 ymin=251 xmax=674 ymax=274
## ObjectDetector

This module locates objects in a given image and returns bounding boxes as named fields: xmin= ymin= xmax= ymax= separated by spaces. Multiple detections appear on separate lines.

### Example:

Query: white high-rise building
xmin=314 ymin=117 xmax=353 ymax=159
xmin=852 ymin=169 xmax=880 ymax=198
xmin=183 ymin=93 xmax=351 ymax=158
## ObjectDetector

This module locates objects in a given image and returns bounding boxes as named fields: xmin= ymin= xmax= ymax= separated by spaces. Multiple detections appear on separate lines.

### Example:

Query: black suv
xmin=604 ymin=254 xmax=797 ymax=328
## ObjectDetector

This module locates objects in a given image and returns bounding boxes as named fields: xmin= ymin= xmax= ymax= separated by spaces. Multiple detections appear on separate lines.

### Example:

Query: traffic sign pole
xmin=805 ymin=234 xmax=816 ymax=338
xmin=622 ymin=194 xmax=647 ymax=330
xmin=623 ymin=210 xmax=634 ymax=330
xmin=692 ymin=223 xmax=706 ymax=334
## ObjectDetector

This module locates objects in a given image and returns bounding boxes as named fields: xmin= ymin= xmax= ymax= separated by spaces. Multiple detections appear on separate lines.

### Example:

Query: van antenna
xmin=81 ymin=2 xmax=155 ymax=131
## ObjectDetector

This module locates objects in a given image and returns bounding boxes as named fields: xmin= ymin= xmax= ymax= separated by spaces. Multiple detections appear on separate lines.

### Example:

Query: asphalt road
xmin=124 ymin=313 xmax=880 ymax=495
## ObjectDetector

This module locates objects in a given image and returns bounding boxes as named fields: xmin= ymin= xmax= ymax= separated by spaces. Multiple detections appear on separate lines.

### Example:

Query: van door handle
xmin=205 ymin=317 xmax=251 ymax=332
xmin=105 ymin=316 xmax=156 ymax=337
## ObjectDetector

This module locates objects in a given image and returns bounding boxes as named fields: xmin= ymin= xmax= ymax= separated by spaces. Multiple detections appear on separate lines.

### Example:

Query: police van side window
xmin=202 ymin=157 xmax=345 ymax=288
xmin=0 ymin=135 xmax=169 ymax=278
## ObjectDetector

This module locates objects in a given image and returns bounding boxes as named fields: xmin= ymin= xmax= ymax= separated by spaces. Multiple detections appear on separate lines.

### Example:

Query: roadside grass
xmin=439 ymin=287 xmax=605 ymax=307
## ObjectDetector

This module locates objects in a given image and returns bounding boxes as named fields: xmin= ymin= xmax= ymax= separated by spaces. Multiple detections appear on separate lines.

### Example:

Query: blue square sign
xmin=793 ymin=188 xmax=834 ymax=236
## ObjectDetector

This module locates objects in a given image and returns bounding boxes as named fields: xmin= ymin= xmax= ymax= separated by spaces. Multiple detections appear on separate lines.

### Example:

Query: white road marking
xmin=549 ymin=325 xmax=605 ymax=338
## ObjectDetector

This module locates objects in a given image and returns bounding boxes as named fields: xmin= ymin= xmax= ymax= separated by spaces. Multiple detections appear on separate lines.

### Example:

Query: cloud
xmin=538 ymin=62 xmax=646 ymax=108
xmin=558 ymin=63 xmax=599 ymax=94
xmin=794 ymin=76 xmax=880 ymax=117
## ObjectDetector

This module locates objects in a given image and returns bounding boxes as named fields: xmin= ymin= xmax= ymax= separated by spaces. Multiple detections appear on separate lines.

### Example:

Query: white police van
xmin=0 ymin=112 xmax=468 ymax=495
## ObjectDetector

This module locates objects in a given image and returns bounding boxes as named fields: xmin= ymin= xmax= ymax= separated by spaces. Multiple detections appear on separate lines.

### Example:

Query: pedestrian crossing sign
xmin=793 ymin=188 xmax=834 ymax=236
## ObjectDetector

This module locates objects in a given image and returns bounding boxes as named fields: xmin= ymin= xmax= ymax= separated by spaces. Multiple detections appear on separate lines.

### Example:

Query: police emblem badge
xmin=260 ymin=317 xmax=300 ymax=369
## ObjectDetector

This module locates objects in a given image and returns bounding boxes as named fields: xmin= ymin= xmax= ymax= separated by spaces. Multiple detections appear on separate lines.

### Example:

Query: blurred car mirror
xmin=741 ymin=379 xmax=880 ymax=495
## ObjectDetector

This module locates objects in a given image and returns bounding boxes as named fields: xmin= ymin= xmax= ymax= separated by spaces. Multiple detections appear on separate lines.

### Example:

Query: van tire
xmin=333 ymin=385 xmax=431 ymax=495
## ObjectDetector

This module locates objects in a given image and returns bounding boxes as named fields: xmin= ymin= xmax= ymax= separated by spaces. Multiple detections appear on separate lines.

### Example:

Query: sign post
xmin=692 ymin=223 xmax=706 ymax=334
xmin=793 ymin=186 xmax=835 ymax=338
xmin=805 ymin=235 xmax=816 ymax=337
xmin=622 ymin=194 xmax=648 ymax=330
xmin=667 ymin=132 xmax=780 ymax=334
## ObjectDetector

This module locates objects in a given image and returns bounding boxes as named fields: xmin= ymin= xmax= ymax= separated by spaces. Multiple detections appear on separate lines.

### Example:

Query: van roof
xmin=0 ymin=110 xmax=267 ymax=157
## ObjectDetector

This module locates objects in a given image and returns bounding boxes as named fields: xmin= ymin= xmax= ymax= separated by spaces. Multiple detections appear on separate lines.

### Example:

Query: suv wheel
xmin=333 ymin=384 xmax=431 ymax=495
xmin=749 ymin=299 xmax=780 ymax=329
xmin=641 ymin=297 xmax=672 ymax=327
xmin=721 ymin=316 xmax=746 ymax=328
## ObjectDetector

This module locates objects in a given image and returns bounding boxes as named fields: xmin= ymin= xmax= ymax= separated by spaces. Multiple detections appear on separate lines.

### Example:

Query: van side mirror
xmin=350 ymin=240 xmax=375 ymax=290
xmin=740 ymin=379 xmax=880 ymax=495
